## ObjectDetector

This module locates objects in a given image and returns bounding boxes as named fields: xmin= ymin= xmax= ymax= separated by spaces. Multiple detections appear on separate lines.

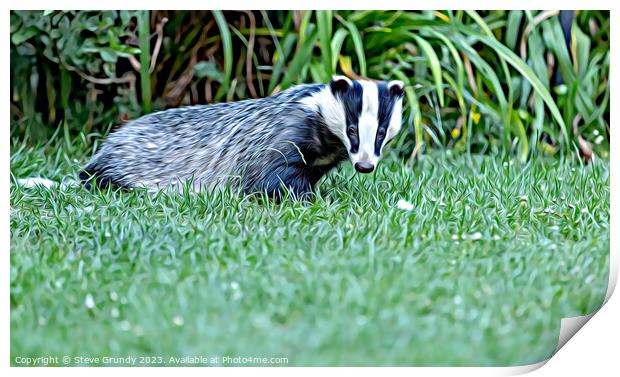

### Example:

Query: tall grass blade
xmin=137 ymin=10 xmax=152 ymax=114
xmin=213 ymin=10 xmax=233 ymax=101
xmin=317 ymin=10 xmax=333 ymax=80
xmin=412 ymin=34 xmax=444 ymax=106
xmin=330 ymin=28 xmax=349 ymax=72
xmin=342 ymin=20 xmax=367 ymax=77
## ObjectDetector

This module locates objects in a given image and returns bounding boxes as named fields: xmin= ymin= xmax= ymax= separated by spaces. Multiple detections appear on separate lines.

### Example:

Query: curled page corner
xmin=500 ymin=312 xmax=598 ymax=376
xmin=512 ymin=248 xmax=618 ymax=375
xmin=497 ymin=360 xmax=548 ymax=376
xmin=551 ymin=243 xmax=617 ymax=357
xmin=555 ymin=313 xmax=595 ymax=354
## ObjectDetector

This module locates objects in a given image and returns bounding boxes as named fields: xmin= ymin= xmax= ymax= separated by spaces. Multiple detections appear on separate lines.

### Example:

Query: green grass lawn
xmin=10 ymin=142 xmax=610 ymax=366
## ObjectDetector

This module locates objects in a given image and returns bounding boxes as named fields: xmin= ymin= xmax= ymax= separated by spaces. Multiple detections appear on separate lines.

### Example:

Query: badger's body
xmin=80 ymin=76 xmax=404 ymax=200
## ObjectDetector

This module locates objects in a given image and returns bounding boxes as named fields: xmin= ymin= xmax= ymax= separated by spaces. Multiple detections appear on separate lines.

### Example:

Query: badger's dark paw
xmin=252 ymin=173 xmax=314 ymax=203
xmin=78 ymin=168 xmax=127 ymax=191
xmin=78 ymin=170 xmax=94 ymax=190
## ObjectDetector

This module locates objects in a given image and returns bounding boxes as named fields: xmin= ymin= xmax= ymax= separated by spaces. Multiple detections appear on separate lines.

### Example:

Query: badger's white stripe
xmin=385 ymin=99 xmax=403 ymax=148
xmin=385 ymin=81 xmax=404 ymax=150
xmin=352 ymin=80 xmax=380 ymax=166
xmin=300 ymin=87 xmax=350 ymax=151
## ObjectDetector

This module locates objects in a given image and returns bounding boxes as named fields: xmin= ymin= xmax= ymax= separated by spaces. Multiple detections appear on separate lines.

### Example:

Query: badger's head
xmin=305 ymin=76 xmax=405 ymax=173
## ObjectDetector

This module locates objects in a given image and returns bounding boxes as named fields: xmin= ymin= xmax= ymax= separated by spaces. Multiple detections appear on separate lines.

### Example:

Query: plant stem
xmin=138 ymin=10 xmax=152 ymax=114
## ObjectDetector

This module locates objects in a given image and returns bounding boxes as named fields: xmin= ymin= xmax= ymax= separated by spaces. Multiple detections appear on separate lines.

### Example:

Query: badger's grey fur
xmin=80 ymin=76 xmax=404 ymax=200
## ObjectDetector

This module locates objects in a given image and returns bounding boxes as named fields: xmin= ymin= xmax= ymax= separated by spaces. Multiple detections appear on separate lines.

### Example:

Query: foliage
xmin=10 ymin=11 xmax=142 ymax=137
xmin=10 ymin=138 xmax=609 ymax=365
xmin=10 ymin=10 xmax=610 ymax=160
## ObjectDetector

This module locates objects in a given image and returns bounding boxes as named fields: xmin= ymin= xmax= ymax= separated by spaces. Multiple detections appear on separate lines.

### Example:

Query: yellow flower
xmin=470 ymin=105 xmax=481 ymax=125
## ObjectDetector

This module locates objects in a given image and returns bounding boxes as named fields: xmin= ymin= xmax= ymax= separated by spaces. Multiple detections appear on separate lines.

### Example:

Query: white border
xmin=3 ymin=2 xmax=617 ymax=376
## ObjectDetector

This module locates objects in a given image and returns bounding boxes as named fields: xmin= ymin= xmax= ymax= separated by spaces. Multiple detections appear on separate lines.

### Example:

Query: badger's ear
xmin=388 ymin=80 xmax=405 ymax=98
xmin=330 ymin=75 xmax=352 ymax=95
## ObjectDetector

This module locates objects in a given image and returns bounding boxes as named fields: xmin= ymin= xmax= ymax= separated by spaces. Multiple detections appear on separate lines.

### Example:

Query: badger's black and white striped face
xmin=302 ymin=76 xmax=404 ymax=173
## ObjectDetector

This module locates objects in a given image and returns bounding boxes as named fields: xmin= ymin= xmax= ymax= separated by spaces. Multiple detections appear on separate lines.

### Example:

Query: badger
xmin=80 ymin=76 xmax=405 ymax=200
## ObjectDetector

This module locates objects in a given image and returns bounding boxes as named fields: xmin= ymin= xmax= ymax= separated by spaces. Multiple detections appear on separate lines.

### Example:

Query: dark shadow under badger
xmin=80 ymin=76 xmax=404 ymax=200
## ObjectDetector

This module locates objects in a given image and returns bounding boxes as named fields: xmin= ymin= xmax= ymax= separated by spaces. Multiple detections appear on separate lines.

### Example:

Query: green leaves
xmin=377 ymin=10 xmax=607 ymax=160
xmin=268 ymin=34 xmax=297 ymax=93
xmin=474 ymin=34 xmax=569 ymax=147
xmin=279 ymin=25 xmax=318 ymax=89
xmin=11 ymin=25 xmax=39 ymax=44
xmin=10 ymin=10 xmax=146 ymax=130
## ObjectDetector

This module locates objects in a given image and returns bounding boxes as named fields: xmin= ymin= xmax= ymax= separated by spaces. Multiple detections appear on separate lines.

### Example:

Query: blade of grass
xmin=411 ymin=34 xmax=444 ymax=106
xmin=512 ymin=111 xmax=529 ymax=162
xmin=341 ymin=19 xmax=367 ymax=77
xmin=298 ymin=11 xmax=313 ymax=50
xmin=330 ymin=28 xmax=349 ymax=72
xmin=428 ymin=29 xmax=465 ymax=113
xmin=317 ymin=10 xmax=333 ymax=81
xmin=527 ymin=29 xmax=547 ymax=146
xmin=574 ymin=24 xmax=590 ymax=78
xmin=392 ymin=70 xmax=423 ymax=158
xmin=466 ymin=10 xmax=514 ymax=154
xmin=137 ymin=10 xmax=152 ymax=113
xmin=505 ymin=10 xmax=523 ymax=50
xmin=213 ymin=10 xmax=233 ymax=101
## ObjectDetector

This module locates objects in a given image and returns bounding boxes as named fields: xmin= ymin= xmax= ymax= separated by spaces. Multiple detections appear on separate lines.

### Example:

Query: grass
xmin=10 ymin=141 xmax=610 ymax=366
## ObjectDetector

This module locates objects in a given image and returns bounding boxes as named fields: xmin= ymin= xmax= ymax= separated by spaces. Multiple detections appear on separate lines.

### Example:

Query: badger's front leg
xmin=262 ymin=165 xmax=313 ymax=202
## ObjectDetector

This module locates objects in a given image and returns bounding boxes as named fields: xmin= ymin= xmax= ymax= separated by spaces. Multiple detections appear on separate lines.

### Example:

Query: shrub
xmin=10 ymin=10 xmax=610 ymax=160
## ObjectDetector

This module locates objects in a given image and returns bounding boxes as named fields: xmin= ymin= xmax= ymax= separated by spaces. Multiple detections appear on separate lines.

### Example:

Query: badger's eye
xmin=377 ymin=129 xmax=386 ymax=139
xmin=347 ymin=125 xmax=356 ymax=135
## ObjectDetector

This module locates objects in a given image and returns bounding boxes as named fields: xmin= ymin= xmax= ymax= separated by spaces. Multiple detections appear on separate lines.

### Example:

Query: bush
xmin=10 ymin=10 xmax=610 ymax=160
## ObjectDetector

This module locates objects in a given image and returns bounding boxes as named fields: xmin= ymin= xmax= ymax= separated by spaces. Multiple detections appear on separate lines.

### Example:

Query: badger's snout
xmin=354 ymin=161 xmax=375 ymax=174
